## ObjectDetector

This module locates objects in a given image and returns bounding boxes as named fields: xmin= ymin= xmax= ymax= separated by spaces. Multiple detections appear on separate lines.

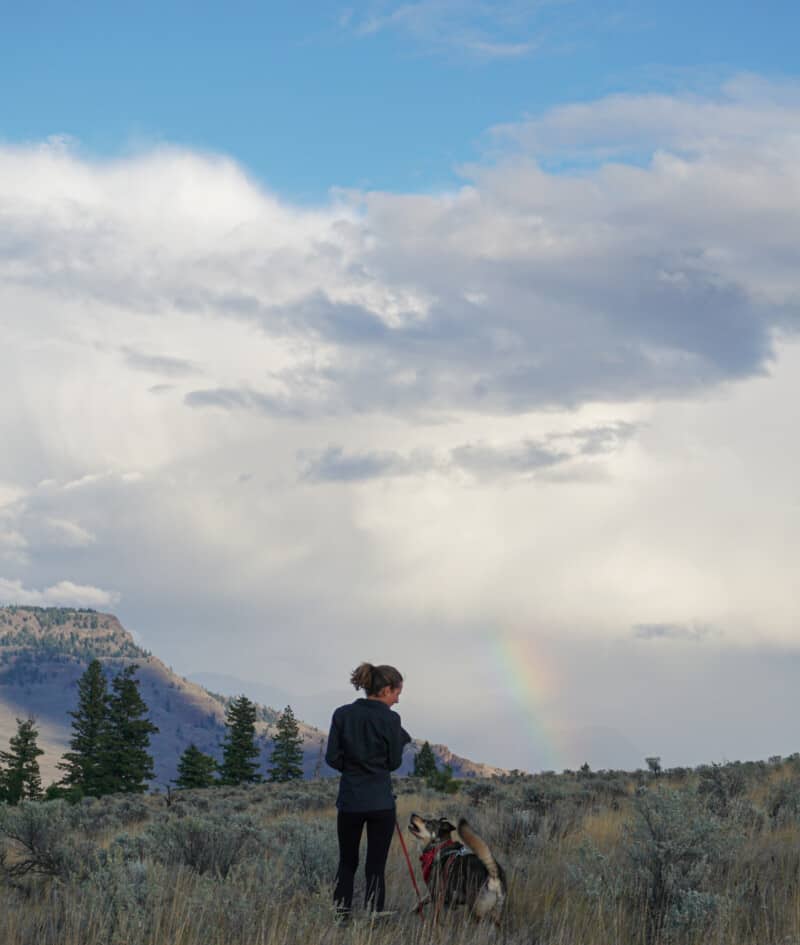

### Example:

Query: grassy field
xmin=2 ymin=759 xmax=800 ymax=944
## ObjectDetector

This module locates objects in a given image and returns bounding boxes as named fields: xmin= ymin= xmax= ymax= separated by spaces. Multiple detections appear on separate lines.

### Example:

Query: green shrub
xmin=571 ymin=788 xmax=739 ymax=943
xmin=427 ymin=764 xmax=459 ymax=794
xmin=463 ymin=781 xmax=495 ymax=807
xmin=264 ymin=816 xmax=338 ymax=895
xmin=697 ymin=763 xmax=748 ymax=818
xmin=139 ymin=812 xmax=265 ymax=877
xmin=627 ymin=789 xmax=738 ymax=941
xmin=766 ymin=778 xmax=800 ymax=828
xmin=0 ymin=800 xmax=98 ymax=885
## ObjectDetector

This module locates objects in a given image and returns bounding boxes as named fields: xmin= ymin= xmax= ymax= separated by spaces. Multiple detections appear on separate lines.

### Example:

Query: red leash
xmin=395 ymin=819 xmax=425 ymax=917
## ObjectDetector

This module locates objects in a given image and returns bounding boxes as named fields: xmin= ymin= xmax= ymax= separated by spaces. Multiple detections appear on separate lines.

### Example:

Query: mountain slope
xmin=0 ymin=606 xmax=504 ymax=786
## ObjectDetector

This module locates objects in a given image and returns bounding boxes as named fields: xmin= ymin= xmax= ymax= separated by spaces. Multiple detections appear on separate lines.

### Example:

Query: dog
xmin=408 ymin=813 xmax=507 ymax=924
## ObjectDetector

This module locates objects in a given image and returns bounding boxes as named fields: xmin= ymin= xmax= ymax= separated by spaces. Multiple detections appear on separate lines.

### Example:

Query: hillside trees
xmin=412 ymin=740 xmax=458 ymax=793
xmin=219 ymin=695 xmax=261 ymax=785
xmin=176 ymin=743 xmax=218 ymax=789
xmin=427 ymin=763 xmax=459 ymax=794
xmin=413 ymin=740 xmax=437 ymax=779
xmin=57 ymin=660 xmax=158 ymax=797
xmin=97 ymin=665 xmax=160 ymax=794
xmin=0 ymin=717 xmax=44 ymax=804
xmin=269 ymin=705 xmax=304 ymax=782
xmin=58 ymin=658 xmax=109 ymax=796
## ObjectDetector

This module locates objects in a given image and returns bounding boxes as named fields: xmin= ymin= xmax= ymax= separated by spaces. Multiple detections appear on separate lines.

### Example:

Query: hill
xmin=0 ymin=605 xmax=504 ymax=786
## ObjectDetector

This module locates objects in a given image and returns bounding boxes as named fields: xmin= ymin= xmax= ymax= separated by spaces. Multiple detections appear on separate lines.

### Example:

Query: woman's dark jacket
xmin=325 ymin=698 xmax=412 ymax=812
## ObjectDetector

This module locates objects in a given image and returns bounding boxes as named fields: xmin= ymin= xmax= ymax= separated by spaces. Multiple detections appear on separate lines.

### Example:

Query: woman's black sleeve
xmin=387 ymin=714 xmax=410 ymax=771
xmin=325 ymin=712 xmax=344 ymax=771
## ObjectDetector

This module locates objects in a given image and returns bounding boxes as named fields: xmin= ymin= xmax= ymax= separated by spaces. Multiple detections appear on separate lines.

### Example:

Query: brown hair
xmin=350 ymin=662 xmax=403 ymax=696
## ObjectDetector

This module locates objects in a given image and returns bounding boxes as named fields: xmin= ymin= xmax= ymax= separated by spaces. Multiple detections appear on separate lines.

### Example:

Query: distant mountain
xmin=0 ymin=606 xmax=505 ymax=787
xmin=186 ymin=672 xmax=294 ymax=716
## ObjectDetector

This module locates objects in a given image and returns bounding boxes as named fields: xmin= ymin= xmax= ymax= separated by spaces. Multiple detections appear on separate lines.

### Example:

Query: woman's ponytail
xmin=350 ymin=662 xmax=403 ymax=696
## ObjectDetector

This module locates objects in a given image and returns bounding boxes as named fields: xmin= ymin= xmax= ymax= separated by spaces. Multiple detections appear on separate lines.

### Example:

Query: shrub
xmin=0 ymin=800 xmax=98 ymax=885
xmin=569 ymin=840 xmax=626 ymax=902
xmin=571 ymin=788 xmax=738 ymax=943
xmin=463 ymin=781 xmax=495 ymax=807
xmin=697 ymin=763 xmax=747 ymax=818
xmin=495 ymin=808 xmax=549 ymax=854
xmin=766 ymin=778 xmax=800 ymax=828
xmin=393 ymin=776 xmax=424 ymax=796
xmin=79 ymin=856 xmax=167 ymax=943
xmin=626 ymin=788 xmax=738 ymax=941
xmin=139 ymin=812 xmax=265 ymax=878
xmin=264 ymin=816 xmax=338 ymax=895
xmin=499 ymin=799 xmax=583 ymax=853
xmin=522 ymin=781 xmax=569 ymax=815
xmin=273 ymin=788 xmax=331 ymax=812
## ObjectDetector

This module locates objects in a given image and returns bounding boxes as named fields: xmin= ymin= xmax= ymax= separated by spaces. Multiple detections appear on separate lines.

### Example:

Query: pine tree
xmin=58 ymin=658 xmax=109 ymax=797
xmin=218 ymin=695 xmax=261 ymax=785
xmin=176 ymin=743 xmax=218 ymax=789
xmin=0 ymin=717 xmax=44 ymax=804
xmin=269 ymin=705 xmax=304 ymax=782
xmin=97 ymin=664 xmax=159 ymax=795
xmin=427 ymin=763 xmax=459 ymax=795
xmin=413 ymin=740 xmax=438 ymax=779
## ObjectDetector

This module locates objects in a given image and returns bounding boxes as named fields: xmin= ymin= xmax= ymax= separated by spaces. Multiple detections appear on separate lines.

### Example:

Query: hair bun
xmin=349 ymin=662 xmax=403 ymax=696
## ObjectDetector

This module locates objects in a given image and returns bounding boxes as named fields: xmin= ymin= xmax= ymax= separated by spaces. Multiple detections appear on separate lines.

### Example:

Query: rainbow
xmin=489 ymin=634 xmax=564 ymax=772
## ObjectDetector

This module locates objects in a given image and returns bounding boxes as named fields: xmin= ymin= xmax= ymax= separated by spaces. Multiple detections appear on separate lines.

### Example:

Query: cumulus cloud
xmin=491 ymin=75 xmax=800 ymax=161
xmin=0 ymin=577 xmax=120 ymax=608
xmin=4 ymin=84 xmax=800 ymax=419
xmin=1 ymin=80 xmax=799 ymax=769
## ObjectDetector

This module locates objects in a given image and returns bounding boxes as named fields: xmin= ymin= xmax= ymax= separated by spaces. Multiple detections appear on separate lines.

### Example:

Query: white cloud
xmin=344 ymin=0 xmax=547 ymax=59
xmin=0 ymin=577 xmax=120 ymax=609
xmin=491 ymin=75 xmax=800 ymax=159
xmin=4 ymin=82 xmax=800 ymax=420
xmin=1 ymin=79 xmax=799 ymax=768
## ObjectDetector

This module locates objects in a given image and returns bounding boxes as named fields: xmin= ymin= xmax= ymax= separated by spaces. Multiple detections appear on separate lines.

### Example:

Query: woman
xmin=325 ymin=662 xmax=411 ymax=919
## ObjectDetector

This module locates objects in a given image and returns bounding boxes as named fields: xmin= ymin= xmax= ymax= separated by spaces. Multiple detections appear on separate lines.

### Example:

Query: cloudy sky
xmin=1 ymin=1 xmax=799 ymax=772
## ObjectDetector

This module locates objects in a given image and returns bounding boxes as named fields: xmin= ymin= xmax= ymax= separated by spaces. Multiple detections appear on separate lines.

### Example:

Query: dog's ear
xmin=437 ymin=818 xmax=457 ymax=837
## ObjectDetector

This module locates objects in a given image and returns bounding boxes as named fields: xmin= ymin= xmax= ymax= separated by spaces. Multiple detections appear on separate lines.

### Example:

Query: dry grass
xmin=1 ymin=764 xmax=800 ymax=944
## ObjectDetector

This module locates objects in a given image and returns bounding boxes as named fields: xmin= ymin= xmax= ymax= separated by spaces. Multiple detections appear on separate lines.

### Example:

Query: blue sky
xmin=2 ymin=1 xmax=800 ymax=772
xmin=3 ymin=1 xmax=798 ymax=199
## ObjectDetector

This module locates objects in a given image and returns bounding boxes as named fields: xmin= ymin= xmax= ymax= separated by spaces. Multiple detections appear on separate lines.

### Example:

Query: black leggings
xmin=333 ymin=808 xmax=395 ymax=913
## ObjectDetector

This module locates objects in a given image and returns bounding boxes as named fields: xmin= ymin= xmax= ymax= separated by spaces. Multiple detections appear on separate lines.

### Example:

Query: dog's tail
xmin=457 ymin=818 xmax=501 ymax=884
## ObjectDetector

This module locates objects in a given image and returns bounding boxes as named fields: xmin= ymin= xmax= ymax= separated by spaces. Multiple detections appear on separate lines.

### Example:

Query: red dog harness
xmin=420 ymin=840 xmax=462 ymax=884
